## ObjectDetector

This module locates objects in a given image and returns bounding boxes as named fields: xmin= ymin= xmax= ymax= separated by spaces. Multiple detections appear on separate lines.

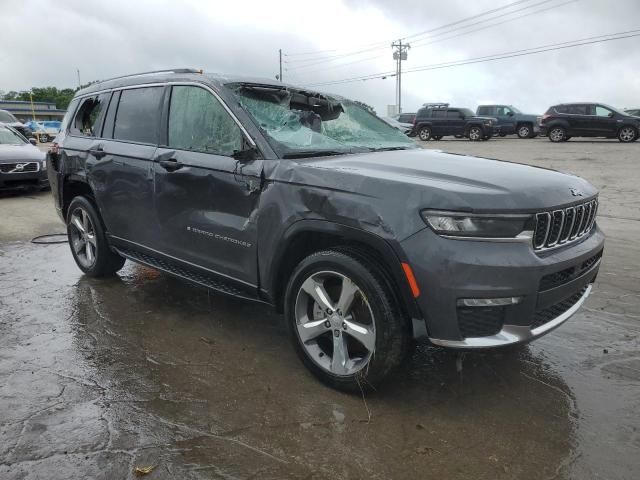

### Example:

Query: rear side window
xmin=71 ymin=94 xmax=109 ymax=137
xmin=432 ymin=109 xmax=447 ymax=118
xmin=445 ymin=110 xmax=460 ymax=118
xmin=554 ymin=105 xmax=568 ymax=114
xmin=566 ymin=104 xmax=588 ymax=115
xmin=477 ymin=106 xmax=491 ymax=116
xmin=168 ymin=85 xmax=243 ymax=156
xmin=113 ymin=87 xmax=164 ymax=144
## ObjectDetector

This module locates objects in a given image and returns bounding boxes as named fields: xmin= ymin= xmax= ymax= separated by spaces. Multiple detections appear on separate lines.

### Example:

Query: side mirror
xmin=29 ymin=138 xmax=37 ymax=146
xmin=507 ymin=111 xmax=514 ymax=116
xmin=608 ymin=112 xmax=614 ymax=118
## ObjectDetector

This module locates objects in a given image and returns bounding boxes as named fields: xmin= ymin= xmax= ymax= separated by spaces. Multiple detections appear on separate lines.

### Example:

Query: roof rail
xmin=422 ymin=102 xmax=449 ymax=108
xmin=94 ymin=68 xmax=203 ymax=85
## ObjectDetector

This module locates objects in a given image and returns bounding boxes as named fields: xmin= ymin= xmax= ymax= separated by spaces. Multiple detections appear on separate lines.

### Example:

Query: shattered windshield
xmin=231 ymin=84 xmax=416 ymax=157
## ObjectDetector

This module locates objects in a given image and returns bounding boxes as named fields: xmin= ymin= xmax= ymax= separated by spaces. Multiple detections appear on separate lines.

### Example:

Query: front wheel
xmin=517 ymin=124 xmax=532 ymax=139
xmin=418 ymin=127 xmax=431 ymax=141
xmin=618 ymin=126 xmax=637 ymax=143
xmin=67 ymin=196 xmax=125 ymax=277
xmin=285 ymin=250 xmax=408 ymax=392
xmin=468 ymin=126 xmax=482 ymax=141
xmin=548 ymin=127 xmax=566 ymax=142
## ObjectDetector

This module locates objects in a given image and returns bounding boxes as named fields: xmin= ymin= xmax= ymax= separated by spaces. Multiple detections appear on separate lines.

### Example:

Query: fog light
xmin=457 ymin=296 xmax=523 ymax=307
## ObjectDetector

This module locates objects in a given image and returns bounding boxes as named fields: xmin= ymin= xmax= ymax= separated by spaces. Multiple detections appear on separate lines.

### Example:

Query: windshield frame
xmin=228 ymin=83 xmax=416 ymax=158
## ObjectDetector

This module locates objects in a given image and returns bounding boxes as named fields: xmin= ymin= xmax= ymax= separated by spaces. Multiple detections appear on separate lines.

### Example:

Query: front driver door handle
xmin=159 ymin=159 xmax=183 ymax=172
xmin=89 ymin=147 xmax=106 ymax=159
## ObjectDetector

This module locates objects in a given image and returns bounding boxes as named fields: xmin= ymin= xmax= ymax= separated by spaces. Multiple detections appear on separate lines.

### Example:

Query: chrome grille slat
xmin=533 ymin=199 xmax=598 ymax=252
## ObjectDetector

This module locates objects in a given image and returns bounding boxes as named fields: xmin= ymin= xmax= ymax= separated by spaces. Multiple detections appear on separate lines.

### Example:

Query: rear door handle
xmin=89 ymin=147 xmax=106 ymax=159
xmin=159 ymin=159 xmax=183 ymax=172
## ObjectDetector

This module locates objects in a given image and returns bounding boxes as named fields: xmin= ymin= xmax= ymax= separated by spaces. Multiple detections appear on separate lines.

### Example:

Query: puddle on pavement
xmin=1 ymin=242 xmax=638 ymax=479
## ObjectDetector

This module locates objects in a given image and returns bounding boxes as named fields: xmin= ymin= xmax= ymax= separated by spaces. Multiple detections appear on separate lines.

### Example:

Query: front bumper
xmin=0 ymin=166 xmax=49 ymax=191
xmin=401 ymin=224 xmax=605 ymax=348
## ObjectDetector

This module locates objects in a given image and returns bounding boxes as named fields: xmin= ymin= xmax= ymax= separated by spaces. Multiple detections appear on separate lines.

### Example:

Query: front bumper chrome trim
xmin=429 ymin=284 xmax=592 ymax=348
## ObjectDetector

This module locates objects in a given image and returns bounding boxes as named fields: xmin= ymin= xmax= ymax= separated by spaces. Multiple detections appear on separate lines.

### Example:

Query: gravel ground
xmin=0 ymin=137 xmax=638 ymax=479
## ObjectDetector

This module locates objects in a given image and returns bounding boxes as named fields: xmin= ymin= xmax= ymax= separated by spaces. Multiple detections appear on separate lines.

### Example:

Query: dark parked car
xmin=0 ymin=109 xmax=33 ymax=139
xmin=48 ymin=69 xmax=604 ymax=391
xmin=539 ymin=103 xmax=640 ymax=142
xmin=476 ymin=105 xmax=539 ymax=138
xmin=0 ymin=125 xmax=47 ymax=191
xmin=412 ymin=104 xmax=499 ymax=141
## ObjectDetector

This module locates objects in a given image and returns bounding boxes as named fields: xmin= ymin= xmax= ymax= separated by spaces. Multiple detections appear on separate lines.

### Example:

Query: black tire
xmin=517 ymin=123 xmax=533 ymax=139
xmin=548 ymin=126 xmax=566 ymax=142
xmin=618 ymin=126 xmax=637 ymax=143
xmin=66 ymin=196 xmax=125 ymax=277
xmin=418 ymin=126 xmax=431 ymax=141
xmin=284 ymin=249 xmax=409 ymax=392
xmin=432 ymin=135 xmax=443 ymax=140
xmin=468 ymin=126 xmax=482 ymax=141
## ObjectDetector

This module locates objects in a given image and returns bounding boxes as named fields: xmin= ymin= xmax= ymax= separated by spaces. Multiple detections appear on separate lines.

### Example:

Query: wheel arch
xmin=62 ymin=175 xmax=96 ymax=220
xmin=264 ymin=220 xmax=422 ymax=321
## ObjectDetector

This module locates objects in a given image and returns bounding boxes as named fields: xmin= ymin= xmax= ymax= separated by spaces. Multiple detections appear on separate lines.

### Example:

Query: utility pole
xmin=279 ymin=49 xmax=283 ymax=82
xmin=391 ymin=40 xmax=410 ymax=113
xmin=76 ymin=68 xmax=81 ymax=88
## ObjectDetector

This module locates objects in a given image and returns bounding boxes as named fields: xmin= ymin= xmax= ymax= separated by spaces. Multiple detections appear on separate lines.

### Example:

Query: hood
xmin=290 ymin=148 xmax=597 ymax=213
xmin=0 ymin=144 xmax=45 ymax=162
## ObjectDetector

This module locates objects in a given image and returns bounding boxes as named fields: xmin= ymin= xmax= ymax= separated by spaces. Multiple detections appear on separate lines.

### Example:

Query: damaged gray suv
xmin=48 ymin=69 xmax=604 ymax=391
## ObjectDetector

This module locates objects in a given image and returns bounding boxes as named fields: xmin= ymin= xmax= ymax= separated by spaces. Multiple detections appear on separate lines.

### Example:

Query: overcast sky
xmin=1 ymin=0 xmax=639 ymax=114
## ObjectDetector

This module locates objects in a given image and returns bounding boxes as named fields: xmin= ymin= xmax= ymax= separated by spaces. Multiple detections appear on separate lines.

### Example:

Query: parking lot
xmin=1 ymin=138 xmax=639 ymax=479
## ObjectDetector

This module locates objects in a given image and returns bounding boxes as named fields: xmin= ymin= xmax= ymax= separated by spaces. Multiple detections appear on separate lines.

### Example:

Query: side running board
xmin=115 ymin=247 xmax=265 ymax=304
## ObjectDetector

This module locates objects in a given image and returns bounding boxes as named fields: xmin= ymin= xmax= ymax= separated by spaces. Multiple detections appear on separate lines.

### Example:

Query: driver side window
xmin=168 ymin=86 xmax=243 ymax=156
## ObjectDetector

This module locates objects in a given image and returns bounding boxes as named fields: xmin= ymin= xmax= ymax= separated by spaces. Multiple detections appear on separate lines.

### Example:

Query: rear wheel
xmin=418 ymin=127 xmax=431 ymax=141
xmin=468 ymin=126 xmax=482 ymax=141
xmin=517 ymin=124 xmax=533 ymax=139
xmin=618 ymin=126 xmax=637 ymax=143
xmin=66 ymin=196 xmax=125 ymax=277
xmin=285 ymin=249 xmax=408 ymax=392
xmin=548 ymin=127 xmax=566 ymax=142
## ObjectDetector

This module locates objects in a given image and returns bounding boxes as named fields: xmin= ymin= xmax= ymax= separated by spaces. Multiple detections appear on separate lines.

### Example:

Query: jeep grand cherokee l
xmin=48 ymin=69 xmax=604 ymax=391
xmin=540 ymin=103 xmax=640 ymax=142
xmin=412 ymin=104 xmax=498 ymax=141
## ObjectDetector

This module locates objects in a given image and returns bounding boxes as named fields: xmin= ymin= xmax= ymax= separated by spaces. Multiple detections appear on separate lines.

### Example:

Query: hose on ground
xmin=31 ymin=233 xmax=68 ymax=245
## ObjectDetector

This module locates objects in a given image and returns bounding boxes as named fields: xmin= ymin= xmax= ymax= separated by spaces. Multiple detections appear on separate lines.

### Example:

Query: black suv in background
xmin=412 ymin=104 xmax=498 ymax=141
xmin=540 ymin=103 xmax=640 ymax=142
xmin=48 ymin=70 xmax=604 ymax=391
xmin=476 ymin=105 xmax=539 ymax=138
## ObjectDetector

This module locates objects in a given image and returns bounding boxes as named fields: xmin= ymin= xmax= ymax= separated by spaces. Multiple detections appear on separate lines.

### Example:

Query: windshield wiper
xmin=282 ymin=150 xmax=347 ymax=159
xmin=369 ymin=146 xmax=412 ymax=152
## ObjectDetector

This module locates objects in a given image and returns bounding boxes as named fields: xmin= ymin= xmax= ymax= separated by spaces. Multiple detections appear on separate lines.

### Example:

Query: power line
xmin=305 ymin=29 xmax=640 ymax=87
xmin=288 ymin=0 xmax=578 ymax=76
xmin=285 ymin=0 xmax=541 ymax=65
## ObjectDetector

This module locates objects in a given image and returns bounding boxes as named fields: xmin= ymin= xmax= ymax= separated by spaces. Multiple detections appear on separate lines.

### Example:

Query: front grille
xmin=533 ymin=199 xmax=598 ymax=251
xmin=531 ymin=286 xmax=588 ymax=329
xmin=0 ymin=162 xmax=39 ymax=174
xmin=539 ymin=249 xmax=603 ymax=291
xmin=457 ymin=306 xmax=505 ymax=338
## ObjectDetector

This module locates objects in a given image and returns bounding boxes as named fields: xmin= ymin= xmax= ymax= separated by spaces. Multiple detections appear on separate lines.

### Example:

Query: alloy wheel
xmin=619 ymin=127 xmax=636 ymax=142
xmin=294 ymin=271 xmax=376 ymax=376
xmin=518 ymin=126 xmax=530 ymax=138
xmin=419 ymin=128 xmax=431 ymax=141
xmin=549 ymin=128 xmax=565 ymax=142
xmin=69 ymin=207 xmax=97 ymax=269
xmin=469 ymin=127 xmax=481 ymax=140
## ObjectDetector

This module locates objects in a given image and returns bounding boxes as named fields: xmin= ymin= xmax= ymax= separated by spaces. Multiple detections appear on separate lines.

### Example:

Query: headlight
xmin=41 ymin=159 xmax=47 ymax=170
xmin=421 ymin=210 xmax=534 ymax=238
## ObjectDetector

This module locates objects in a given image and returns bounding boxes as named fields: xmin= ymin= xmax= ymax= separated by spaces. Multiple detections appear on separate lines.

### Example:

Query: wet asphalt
xmin=0 ymin=138 xmax=639 ymax=479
